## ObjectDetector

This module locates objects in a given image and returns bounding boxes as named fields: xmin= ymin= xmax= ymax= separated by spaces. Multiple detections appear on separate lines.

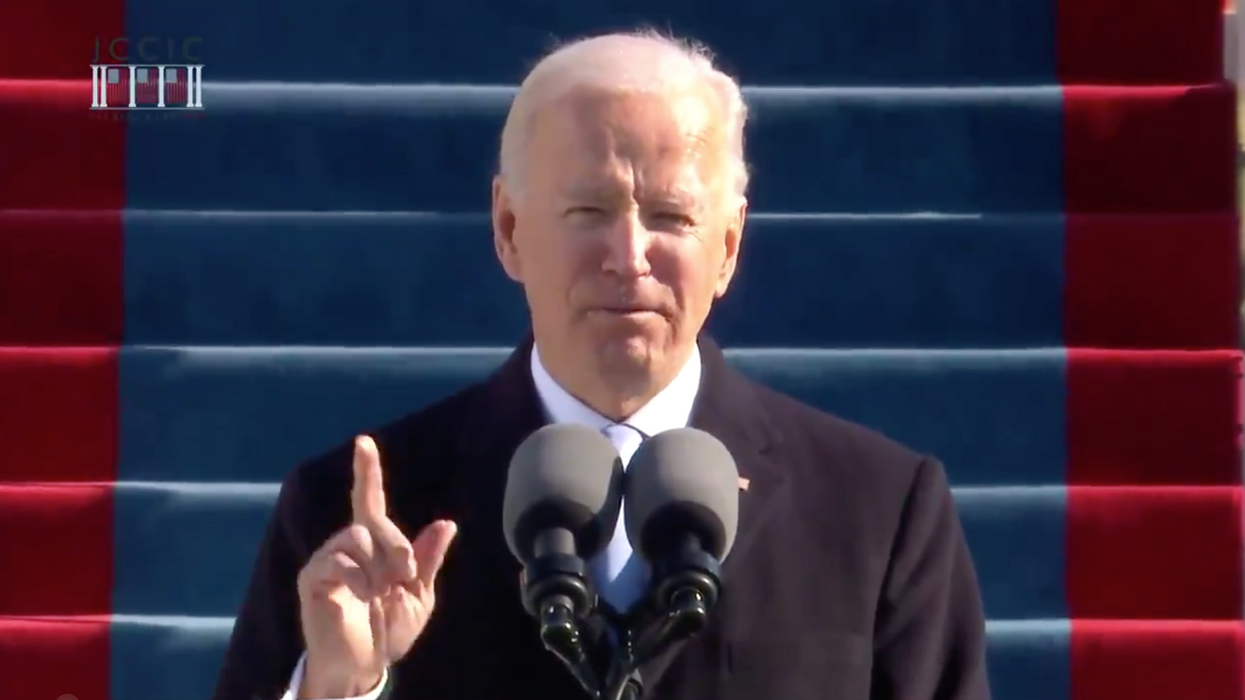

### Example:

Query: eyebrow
xmin=561 ymin=181 xmax=703 ymax=203
xmin=560 ymin=183 xmax=620 ymax=200
xmin=647 ymin=188 xmax=700 ymax=206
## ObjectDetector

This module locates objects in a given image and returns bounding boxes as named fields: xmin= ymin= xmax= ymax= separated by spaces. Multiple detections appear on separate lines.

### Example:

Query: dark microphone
xmin=624 ymin=428 xmax=739 ymax=644
xmin=503 ymin=423 xmax=624 ymax=695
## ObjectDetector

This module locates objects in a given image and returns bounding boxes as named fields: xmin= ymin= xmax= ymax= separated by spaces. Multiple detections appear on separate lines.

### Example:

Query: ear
xmin=492 ymin=176 xmax=524 ymax=283
xmin=714 ymin=196 xmax=747 ymax=298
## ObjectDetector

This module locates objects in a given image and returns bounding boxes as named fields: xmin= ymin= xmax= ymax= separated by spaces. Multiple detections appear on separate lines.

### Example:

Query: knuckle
xmin=376 ymin=521 xmax=411 ymax=552
xmin=344 ymin=523 xmax=372 ymax=546
xmin=339 ymin=524 xmax=376 ymax=559
xmin=296 ymin=564 xmax=313 ymax=592
xmin=329 ymin=551 xmax=359 ymax=570
xmin=383 ymin=534 xmax=413 ymax=558
xmin=297 ymin=554 xmax=328 ymax=595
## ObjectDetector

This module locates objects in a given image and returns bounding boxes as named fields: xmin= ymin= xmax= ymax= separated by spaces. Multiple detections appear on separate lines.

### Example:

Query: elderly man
xmin=212 ymin=30 xmax=991 ymax=700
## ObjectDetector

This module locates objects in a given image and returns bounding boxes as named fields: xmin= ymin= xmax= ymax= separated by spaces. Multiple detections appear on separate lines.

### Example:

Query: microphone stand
xmin=537 ymin=594 xmax=603 ymax=696
xmin=599 ymin=623 xmax=643 ymax=700
xmin=522 ymin=549 xmax=603 ymax=698
xmin=527 ymin=541 xmax=722 ymax=700
xmin=597 ymin=562 xmax=720 ymax=700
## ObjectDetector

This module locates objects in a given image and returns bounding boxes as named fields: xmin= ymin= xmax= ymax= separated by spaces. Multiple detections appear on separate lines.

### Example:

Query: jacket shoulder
xmin=748 ymin=379 xmax=931 ymax=494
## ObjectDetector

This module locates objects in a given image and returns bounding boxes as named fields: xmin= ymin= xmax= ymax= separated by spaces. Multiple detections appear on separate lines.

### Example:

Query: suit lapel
xmin=690 ymin=338 xmax=787 ymax=569
xmin=636 ymin=337 xmax=789 ymax=692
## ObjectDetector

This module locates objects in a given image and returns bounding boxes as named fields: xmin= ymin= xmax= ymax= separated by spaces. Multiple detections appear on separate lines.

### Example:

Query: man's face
xmin=492 ymin=85 xmax=745 ymax=387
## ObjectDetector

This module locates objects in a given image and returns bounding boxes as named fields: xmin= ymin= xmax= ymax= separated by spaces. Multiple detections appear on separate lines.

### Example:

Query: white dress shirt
xmin=282 ymin=343 xmax=703 ymax=700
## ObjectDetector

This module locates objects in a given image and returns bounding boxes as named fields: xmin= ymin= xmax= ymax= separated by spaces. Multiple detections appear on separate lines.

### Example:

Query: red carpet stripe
xmin=0 ymin=484 xmax=114 ymax=616
xmin=0 ymin=486 xmax=113 ymax=700
xmin=1066 ymin=486 xmax=1244 ymax=620
xmin=1066 ymin=349 xmax=1243 ymax=485
xmin=0 ymin=617 xmax=112 ymax=700
xmin=0 ymin=80 xmax=127 ymax=212
xmin=1055 ymin=0 xmax=1227 ymax=84
xmin=1057 ymin=3 xmax=1241 ymax=697
xmin=0 ymin=2 xmax=124 ymax=699
xmin=1061 ymin=85 xmax=1236 ymax=215
xmin=1069 ymin=620 xmax=1245 ymax=700
xmin=0 ymin=3 xmax=123 ymax=79
xmin=0 ymin=348 xmax=118 ymax=482
xmin=1063 ymin=215 xmax=1239 ymax=350
xmin=0 ymin=210 xmax=124 ymax=346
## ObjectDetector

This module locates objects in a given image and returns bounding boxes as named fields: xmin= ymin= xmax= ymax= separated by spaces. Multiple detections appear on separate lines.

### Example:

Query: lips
xmin=585 ymin=294 xmax=669 ymax=317
xmin=591 ymin=306 xmax=665 ymax=319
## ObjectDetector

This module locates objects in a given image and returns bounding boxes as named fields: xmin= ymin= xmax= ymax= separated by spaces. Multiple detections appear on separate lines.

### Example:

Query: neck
xmin=535 ymin=339 xmax=696 ymax=421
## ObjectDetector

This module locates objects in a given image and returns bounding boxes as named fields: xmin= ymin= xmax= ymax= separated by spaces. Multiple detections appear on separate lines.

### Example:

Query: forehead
xmin=526 ymin=86 xmax=727 ymax=194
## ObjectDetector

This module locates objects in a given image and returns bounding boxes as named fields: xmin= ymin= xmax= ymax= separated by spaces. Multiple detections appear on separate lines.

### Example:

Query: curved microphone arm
xmin=599 ymin=570 xmax=721 ymax=700
xmin=537 ymin=596 xmax=603 ymax=696
xmin=600 ymin=626 xmax=643 ymax=700
xmin=522 ymin=552 xmax=603 ymax=697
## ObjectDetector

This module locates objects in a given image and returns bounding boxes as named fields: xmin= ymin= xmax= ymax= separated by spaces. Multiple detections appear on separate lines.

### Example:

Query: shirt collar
xmin=529 ymin=342 xmax=702 ymax=437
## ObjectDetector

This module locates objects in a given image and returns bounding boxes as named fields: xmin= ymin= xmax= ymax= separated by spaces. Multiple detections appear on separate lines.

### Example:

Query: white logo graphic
xmin=90 ymin=64 xmax=204 ymax=110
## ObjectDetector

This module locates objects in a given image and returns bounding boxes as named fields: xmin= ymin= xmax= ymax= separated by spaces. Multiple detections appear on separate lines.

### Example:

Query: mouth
xmin=592 ymin=307 xmax=664 ymax=319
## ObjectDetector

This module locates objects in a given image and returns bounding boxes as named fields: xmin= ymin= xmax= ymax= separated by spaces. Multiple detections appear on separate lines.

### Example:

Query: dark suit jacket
xmin=213 ymin=338 xmax=991 ymax=700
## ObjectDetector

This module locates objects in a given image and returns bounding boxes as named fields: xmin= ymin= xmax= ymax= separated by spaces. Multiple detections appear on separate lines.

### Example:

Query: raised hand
xmin=296 ymin=435 xmax=458 ymax=698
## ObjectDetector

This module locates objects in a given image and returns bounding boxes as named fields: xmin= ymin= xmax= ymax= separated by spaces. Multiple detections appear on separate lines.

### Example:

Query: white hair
xmin=498 ymin=29 xmax=750 ymax=198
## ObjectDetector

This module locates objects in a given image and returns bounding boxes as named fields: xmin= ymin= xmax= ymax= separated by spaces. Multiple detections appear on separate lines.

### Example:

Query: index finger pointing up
xmin=351 ymin=435 xmax=387 ymax=523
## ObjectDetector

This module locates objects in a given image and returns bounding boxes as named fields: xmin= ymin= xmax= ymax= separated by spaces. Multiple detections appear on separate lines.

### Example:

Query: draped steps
xmin=0 ymin=0 xmax=1239 ymax=698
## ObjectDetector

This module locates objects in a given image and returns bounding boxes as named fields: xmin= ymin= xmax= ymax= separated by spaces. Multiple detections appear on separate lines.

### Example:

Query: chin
xmin=592 ymin=329 xmax=663 ymax=370
xmin=578 ymin=311 xmax=675 ymax=366
xmin=603 ymin=332 xmax=654 ymax=358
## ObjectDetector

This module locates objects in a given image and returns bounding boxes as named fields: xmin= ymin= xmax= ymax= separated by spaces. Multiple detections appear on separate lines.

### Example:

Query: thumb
xmin=351 ymin=435 xmax=387 ymax=522
xmin=413 ymin=520 xmax=458 ymax=591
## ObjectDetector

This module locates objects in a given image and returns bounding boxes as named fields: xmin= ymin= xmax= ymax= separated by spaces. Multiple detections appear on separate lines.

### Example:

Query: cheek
xmin=653 ymin=240 xmax=718 ymax=305
xmin=525 ymin=236 xmax=599 ymax=297
xmin=518 ymin=219 xmax=581 ymax=268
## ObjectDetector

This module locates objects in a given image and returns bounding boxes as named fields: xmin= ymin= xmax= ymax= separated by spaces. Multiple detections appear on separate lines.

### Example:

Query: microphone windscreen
xmin=623 ymin=428 xmax=740 ymax=562
xmin=503 ymin=423 xmax=624 ymax=562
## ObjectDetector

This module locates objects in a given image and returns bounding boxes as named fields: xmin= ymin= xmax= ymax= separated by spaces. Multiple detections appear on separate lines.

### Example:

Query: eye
xmin=567 ymin=206 xmax=607 ymax=216
xmin=653 ymin=211 xmax=696 ymax=227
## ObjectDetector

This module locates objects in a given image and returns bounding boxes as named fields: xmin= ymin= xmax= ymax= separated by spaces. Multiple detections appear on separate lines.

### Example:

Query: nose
xmin=601 ymin=212 xmax=652 ymax=278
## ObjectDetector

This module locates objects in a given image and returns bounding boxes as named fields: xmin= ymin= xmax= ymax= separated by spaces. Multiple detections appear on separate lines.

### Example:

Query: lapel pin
xmin=738 ymin=477 xmax=750 ymax=491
